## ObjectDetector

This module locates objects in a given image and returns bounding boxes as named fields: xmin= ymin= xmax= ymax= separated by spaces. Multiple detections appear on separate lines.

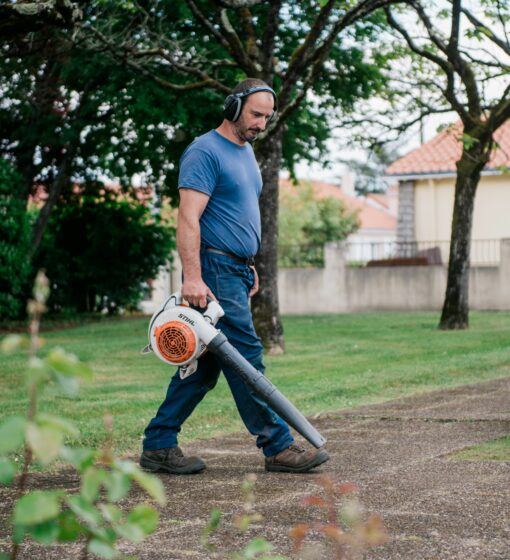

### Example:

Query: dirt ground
xmin=1 ymin=377 xmax=509 ymax=560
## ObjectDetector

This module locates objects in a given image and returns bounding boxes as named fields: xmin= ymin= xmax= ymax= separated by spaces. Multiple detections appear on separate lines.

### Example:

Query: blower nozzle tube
xmin=207 ymin=332 xmax=326 ymax=449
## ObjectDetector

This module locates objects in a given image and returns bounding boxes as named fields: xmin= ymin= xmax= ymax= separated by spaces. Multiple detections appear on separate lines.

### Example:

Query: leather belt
xmin=205 ymin=247 xmax=255 ymax=266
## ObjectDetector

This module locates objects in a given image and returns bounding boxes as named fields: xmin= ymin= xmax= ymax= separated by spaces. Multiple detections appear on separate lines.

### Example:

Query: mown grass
xmin=449 ymin=436 xmax=510 ymax=461
xmin=1 ymin=311 xmax=510 ymax=456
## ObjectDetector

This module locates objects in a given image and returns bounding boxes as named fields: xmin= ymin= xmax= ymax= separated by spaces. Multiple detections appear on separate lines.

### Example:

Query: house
xmin=279 ymin=176 xmax=398 ymax=262
xmin=385 ymin=120 xmax=510 ymax=264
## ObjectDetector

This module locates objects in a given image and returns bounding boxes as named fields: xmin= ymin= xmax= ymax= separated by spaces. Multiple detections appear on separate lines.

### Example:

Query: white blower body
xmin=142 ymin=292 xmax=326 ymax=449
xmin=142 ymin=292 xmax=224 ymax=378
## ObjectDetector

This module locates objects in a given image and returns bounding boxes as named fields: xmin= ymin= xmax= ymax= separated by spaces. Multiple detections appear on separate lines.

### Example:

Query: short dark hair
xmin=232 ymin=78 xmax=271 ymax=95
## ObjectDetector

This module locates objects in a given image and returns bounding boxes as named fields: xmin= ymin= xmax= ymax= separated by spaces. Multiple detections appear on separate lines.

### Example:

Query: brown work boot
xmin=140 ymin=446 xmax=206 ymax=474
xmin=265 ymin=444 xmax=330 ymax=473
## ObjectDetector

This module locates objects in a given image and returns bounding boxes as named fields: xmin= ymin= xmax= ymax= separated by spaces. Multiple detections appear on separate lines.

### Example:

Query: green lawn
xmin=449 ymin=436 xmax=510 ymax=461
xmin=1 ymin=311 xmax=510 ymax=456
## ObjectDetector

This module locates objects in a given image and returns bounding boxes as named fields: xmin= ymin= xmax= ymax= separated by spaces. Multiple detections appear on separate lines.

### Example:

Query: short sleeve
xmin=178 ymin=146 xmax=219 ymax=196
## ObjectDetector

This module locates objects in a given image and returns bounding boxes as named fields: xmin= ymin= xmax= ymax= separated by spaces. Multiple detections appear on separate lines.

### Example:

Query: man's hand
xmin=182 ymin=277 xmax=216 ymax=309
xmin=249 ymin=265 xmax=259 ymax=297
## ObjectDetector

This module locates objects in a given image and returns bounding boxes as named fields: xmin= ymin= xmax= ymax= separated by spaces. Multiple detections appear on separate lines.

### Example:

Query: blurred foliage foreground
xmin=0 ymin=272 xmax=386 ymax=560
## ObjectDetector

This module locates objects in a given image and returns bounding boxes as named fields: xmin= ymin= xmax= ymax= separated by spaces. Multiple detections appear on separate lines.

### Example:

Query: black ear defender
xmin=223 ymin=85 xmax=277 ymax=122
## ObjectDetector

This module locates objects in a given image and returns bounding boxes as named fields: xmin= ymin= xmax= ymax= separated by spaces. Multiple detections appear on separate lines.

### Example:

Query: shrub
xmin=279 ymin=182 xmax=359 ymax=268
xmin=0 ymin=271 xmax=166 ymax=560
xmin=0 ymin=159 xmax=31 ymax=319
xmin=34 ymin=185 xmax=175 ymax=313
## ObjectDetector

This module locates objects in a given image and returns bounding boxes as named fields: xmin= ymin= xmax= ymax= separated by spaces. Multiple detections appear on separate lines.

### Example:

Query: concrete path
xmin=2 ymin=377 xmax=509 ymax=559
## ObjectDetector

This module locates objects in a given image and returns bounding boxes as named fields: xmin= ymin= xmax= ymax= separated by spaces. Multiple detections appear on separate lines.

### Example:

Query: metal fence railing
xmin=279 ymin=239 xmax=502 ymax=268
xmin=346 ymin=239 xmax=501 ymax=266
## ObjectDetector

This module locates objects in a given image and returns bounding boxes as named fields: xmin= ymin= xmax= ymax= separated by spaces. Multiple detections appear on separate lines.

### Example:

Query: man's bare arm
xmin=177 ymin=188 xmax=216 ymax=308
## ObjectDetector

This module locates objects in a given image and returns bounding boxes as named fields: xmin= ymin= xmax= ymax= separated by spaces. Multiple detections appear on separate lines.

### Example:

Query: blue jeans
xmin=143 ymin=249 xmax=294 ymax=457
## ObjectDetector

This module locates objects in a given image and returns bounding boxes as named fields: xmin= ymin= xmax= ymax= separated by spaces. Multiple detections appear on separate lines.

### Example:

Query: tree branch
xmin=460 ymin=5 xmax=510 ymax=56
xmin=261 ymin=0 xmax=283 ymax=80
xmin=208 ymin=1 xmax=262 ymax=75
xmin=215 ymin=0 xmax=263 ymax=6
xmin=85 ymin=25 xmax=230 ymax=94
xmin=278 ymin=0 xmax=336 ymax=107
xmin=184 ymin=0 xmax=231 ymax=52
xmin=384 ymin=5 xmax=470 ymax=122
xmin=238 ymin=6 xmax=260 ymax=60
xmin=125 ymin=59 xmax=230 ymax=93
xmin=0 ymin=0 xmax=82 ymax=37
xmin=491 ymin=90 xmax=510 ymax=130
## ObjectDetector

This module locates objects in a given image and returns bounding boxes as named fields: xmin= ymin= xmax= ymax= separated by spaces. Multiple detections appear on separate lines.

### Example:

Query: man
xmin=140 ymin=78 xmax=330 ymax=474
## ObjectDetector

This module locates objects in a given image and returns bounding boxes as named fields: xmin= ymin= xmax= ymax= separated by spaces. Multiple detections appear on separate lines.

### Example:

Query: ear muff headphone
xmin=223 ymin=85 xmax=277 ymax=122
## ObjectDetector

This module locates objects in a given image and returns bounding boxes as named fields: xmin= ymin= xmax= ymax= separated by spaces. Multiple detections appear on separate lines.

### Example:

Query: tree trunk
xmin=252 ymin=128 xmax=285 ymax=354
xmin=30 ymin=145 xmax=74 ymax=257
xmin=439 ymin=145 xmax=489 ymax=329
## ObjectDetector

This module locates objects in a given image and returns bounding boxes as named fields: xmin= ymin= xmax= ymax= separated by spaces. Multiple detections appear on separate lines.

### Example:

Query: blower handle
xmin=207 ymin=331 xmax=327 ymax=449
xmin=169 ymin=292 xmax=224 ymax=326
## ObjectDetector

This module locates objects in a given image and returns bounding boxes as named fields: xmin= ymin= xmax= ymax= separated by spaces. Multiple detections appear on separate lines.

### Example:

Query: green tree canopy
xmin=279 ymin=181 xmax=359 ymax=267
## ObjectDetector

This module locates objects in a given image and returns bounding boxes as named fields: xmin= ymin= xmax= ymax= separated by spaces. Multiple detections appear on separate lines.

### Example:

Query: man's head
xmin=223 ymin=79 xmax=276 ymax=143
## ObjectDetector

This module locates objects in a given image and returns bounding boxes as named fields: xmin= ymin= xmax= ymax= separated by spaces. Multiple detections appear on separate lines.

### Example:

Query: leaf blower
xmin=142 ymin=292 xmax=326 ymax=449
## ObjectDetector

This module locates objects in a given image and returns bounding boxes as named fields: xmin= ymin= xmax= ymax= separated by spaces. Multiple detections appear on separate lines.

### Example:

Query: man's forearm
xmin=177 ymin=215 xmax=202 ymax=281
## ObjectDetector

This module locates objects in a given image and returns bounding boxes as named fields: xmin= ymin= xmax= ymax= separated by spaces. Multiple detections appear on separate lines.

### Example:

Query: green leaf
xmin=207 ymin=507 xmax=221 ymax=532
xmin=56 ymin=510 xmax=83 ymax=542
xmin=67 ymin=495 xmax=102 ymax=526
xmin=37 ymin=413 xmax=79 ymax=438
xmin=27 ymin=519 xmax=60 ymax=544
xmin=126 ymin=504 xmax=159 ymax=535
xmin=460 ymin=133 xmax=480 ymax=150
xmin=99 ymin=503 xmax=123 ymax=524
xmin=0 ymin=415 xmax=26 ymax=454
xmin=46 ymin=347 xmax=93 ymax=380
xmin=26 ymin=422 xmax=63 ymax=465
xmin=1 ymin=334 xmax=27 ymax=353
xmin=26 ymin=356 xmax=51 ymax=385
xmin=14 ymin=490 xmax=61 ymax=525
xmin=60 ymin=446 xmax=97 ymax=472
xmin=115 ymin=461 xmax=166 ymax=505
xmin=52 ymin=371 xmax=81 ymax=397
xmin=114 ymin=521 xmax=145 ymax=543
xmin=88 ymin=538 xmax=120 ymax=559
xmin=0 ymin=553 xmax=10 ymax=560
xmin=0 ymin=458 xmax=17 ymax=484
xmin=81 ymin=467 xmax=108 ymax=502
xmin=104 ymin=470 xmax=131 ymax=502
xmin=114 ymin=504 xmax=159 ymax=542
xmin=242 ymin=537 xmax=274 ymax=558
xmin=89 ymin=525 xmax=117 ymax=544
xmin=12 ymin=523 xmax=26 ymax=544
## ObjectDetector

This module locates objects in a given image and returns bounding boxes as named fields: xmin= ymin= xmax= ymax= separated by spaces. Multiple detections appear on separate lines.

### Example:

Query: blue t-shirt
xmin=178 ymin=130 xmax=263 ymax=258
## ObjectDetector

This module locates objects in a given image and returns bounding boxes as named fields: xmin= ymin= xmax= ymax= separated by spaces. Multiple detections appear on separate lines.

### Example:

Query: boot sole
xmin=265 ymin=450 xmax=330 ymax=473
xmin=140 ymin=457 xmax=206 ymax=475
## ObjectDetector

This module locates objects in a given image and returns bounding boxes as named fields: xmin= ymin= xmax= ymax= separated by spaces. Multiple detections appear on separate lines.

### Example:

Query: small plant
xmin=201 ymin=474 xmax=386 ymax=560
xmin=201 ymin=473 xmax=288 ymax=560
xmin=289 ymin=476 xmax=387 ymax=560
xmin=0 ymin=271 xmax=166 ymax=560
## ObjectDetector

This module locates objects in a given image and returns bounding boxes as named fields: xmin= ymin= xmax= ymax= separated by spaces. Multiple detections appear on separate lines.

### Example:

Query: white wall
xmin=279 ymin=240 xmax=510 ymax=314
xmin=414 ymin=174 xmax=510 ymax=243
xmin=143 ymin=240 xmax=510 ymax=315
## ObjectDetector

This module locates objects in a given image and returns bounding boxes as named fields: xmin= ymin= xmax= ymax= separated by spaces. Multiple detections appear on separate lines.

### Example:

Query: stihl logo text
xmin=178 ymin=313 xmax=195 ymax=325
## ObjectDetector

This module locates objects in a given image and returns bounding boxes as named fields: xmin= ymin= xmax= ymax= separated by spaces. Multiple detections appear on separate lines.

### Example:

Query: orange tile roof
xmin=279 ymin=179 xmax=397 ymax=231
xmin=386 ymin=120 xmax=510 ymax=176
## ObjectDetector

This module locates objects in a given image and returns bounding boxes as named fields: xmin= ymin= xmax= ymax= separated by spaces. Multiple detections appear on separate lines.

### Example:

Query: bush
xmin=0 ymin=159 xmax=31 ymax=319
xmin=34 ymin=185 xmax=175 ymax=313
xmin=0 ymin=271 xmax=165 ymax=560
xmin=279 ymin=182 xmax=359 ymax=268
